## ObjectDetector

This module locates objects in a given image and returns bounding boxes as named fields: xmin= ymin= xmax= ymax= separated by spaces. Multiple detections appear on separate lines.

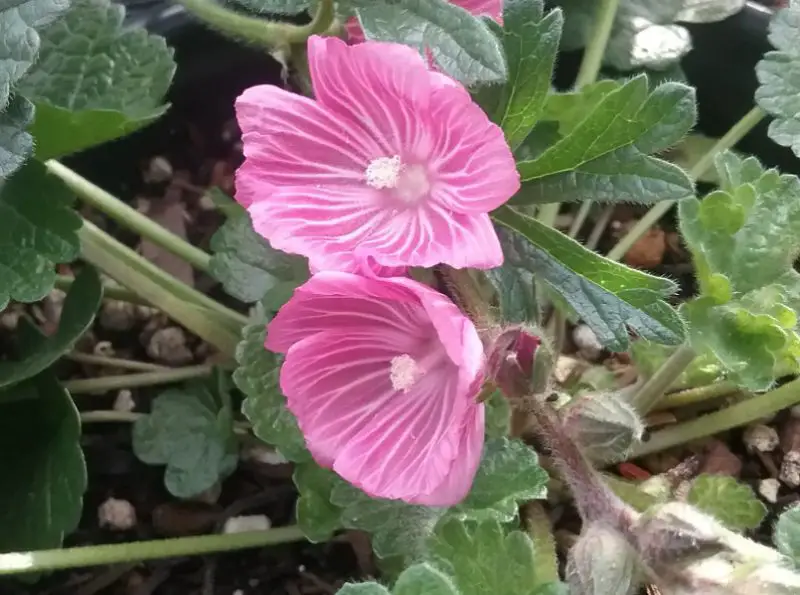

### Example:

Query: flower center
xmin=365 ymin=156 xmax=430 ymax=205
xmin=389 ymin=353 xmax=421 ymax=393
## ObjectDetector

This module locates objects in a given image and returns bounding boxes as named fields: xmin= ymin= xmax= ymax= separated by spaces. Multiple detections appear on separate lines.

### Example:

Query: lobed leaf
xmin=0 ymin=371 xmax=85 ymax=552
xmin=493 ymin=206 xmax=686 ymax=351
xmin=17 ymin=0 xmax=176 ymax=159
xmin=0 ymin=160 xmax=82 ymax=309
xmin=347 ymin=0 xmax=506 ymax=85
xmin=228 ymin=0 xmax=312 ymax=13
xmin=513 ymin=76 xmax=696 ymax=206
xmin=775 ymin=506 xmax=800 ymax=566
xmin=686 ymin=474 xmax=767 ymax=531
xmin=294 ymin=464 xmax=344 ymax=542
xmin=755 ymin=2 xmax=800 ymax=159
xmin=484 ymin=263 xmax=539 ymax=325
xmin=337 ymin=564 xmax=460 ymax=595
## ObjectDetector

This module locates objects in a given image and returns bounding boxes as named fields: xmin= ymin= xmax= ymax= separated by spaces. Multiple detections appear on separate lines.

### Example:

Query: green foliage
xmin=0 ymin=371 xmax=85 ymax=552
xmin=345 ymin=0 xmax=506 ymax=85
xmin=485 ymin=263 xmax=539 ymax=325
xmin=629 ymin=339 xmax=724 ymax=390
xmin=513 ymin=76 xmax=696 ymax=206
xmin=210 ymin=211 xmax=308 ymax=308
xmin=775 ymin=506 xmax=800 ymax=566
xmin=755 ymin=2 xmax=800 ymax=159
xmin=686 ymin=474 xmax=767 ymax=531
xmin=0 ymin=161 xmax=82 ymax=309
xmin=338 ymin=564 xmax=459 ymax=595
xmin=229 ymin=0 xmax=312 ymax=14
xmin=679 ymin=151 xmax=800 ymax=389
xmin=132 ymin=372 xmax=239 ymax=498
xmin=294 ymin=464 xmax=344 ymax=542
xmin=493 ymin=206 xmax=686 ymax=351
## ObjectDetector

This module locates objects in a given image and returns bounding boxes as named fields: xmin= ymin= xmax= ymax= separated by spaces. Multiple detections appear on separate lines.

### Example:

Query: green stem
xmin=55 ymin=275 xmax=147 ymax=305
xmin=46 ymin=161 xmax=211 ymax=274
xmin=574 ymin=0 xmax=621 ymax=89
xmin=607 ymin=106 xmax=766 ymax=262
xmin=656 ymin=379 xmax=739 ymax=411
xmin=522 ymin=502 xmax=559 ymax=587
xmin=174 ymin=0 xmax=335 ymax=49
xmin=630 ymin=343 xmax=697 ymax=414
xmin=631 ymin=375 xmax=800 ymax=458
xmin=586 ymin=204 xmax=614 ymax=251
xmin=568 ymin=202 xmax=592 ymax=238
xmin=64 ymin=352 xmax=169 ymax=372
xmin=0 ymin=528 xmax=307 ymax=575
xmin=65 ymin=365 xmax=215 ymax=394
xmin=81 ymin=411 xmax=142 ymax=423
xmin=536 ymin=203 xmax=561 ymax=229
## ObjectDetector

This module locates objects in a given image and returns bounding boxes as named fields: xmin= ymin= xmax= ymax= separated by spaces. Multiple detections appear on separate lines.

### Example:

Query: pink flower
xmin=235 ymin=35 xmax=519 ymax=273
xmin=267 ymin=271 xmax=486 ymax=506
xmin=345 ymin=1 xmax=503 ymax=45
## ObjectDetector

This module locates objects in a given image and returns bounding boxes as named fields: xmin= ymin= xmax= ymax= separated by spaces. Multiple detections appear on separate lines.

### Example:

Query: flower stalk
xmin=64 ymin=365 xmax=216 ymax=394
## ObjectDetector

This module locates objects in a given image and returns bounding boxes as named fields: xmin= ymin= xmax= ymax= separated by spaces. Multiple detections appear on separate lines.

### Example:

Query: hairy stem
xmin=64 ymin=352 xmax=169 ymax=372
xmin=174 ymin=0 xmax=335 ymax=49
xmin=656 ymin=380 xmax=739 ymax=411
xmin=81 ymin=411 xmax=143 ymax=423
xmin=630 ymin=344 xmax=698 ymax=414
xmin=64 ymin=365 xmax=215 ymax=394
xmin=607 ymin=106 xmax=766 ymax=262
xmin=586 ymin=204 xmax=615 ymax=250
xmin=0 ymin=528 xmax=306 ymax=575
xmin=522 ymin=502 xmax=560 ymax=587
xmin=631 ymin=375 xmax=800 ymax=457
xmin=46 ymin=161 xmax=211 ymax=273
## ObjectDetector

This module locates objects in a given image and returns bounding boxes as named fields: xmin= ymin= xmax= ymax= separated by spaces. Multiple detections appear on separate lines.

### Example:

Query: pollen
xmin=389 ymin=353 xmax=420 ymax=392
xmin=365 ymin=155 xmax=402 ymax=189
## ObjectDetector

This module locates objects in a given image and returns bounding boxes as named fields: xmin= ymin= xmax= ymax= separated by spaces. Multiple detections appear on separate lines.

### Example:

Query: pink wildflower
xmin=235 ymin=35 xmax=519 ymax=273
xmin=267 ymin=271 xmax=486 ymax=506
xmin=345 ymin=0 xmax=503 ymax=45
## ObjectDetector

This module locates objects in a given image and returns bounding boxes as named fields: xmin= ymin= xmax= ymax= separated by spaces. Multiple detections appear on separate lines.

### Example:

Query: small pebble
xmin=743 ymin=424 xmax=780 ymax=453
xmin=572 ymin=324 xmax=603 ymax=361
xmin=699 ymin=439 xmax=742 ymax=477
xmin=113 ymin=389 xmax=135 ymax=413
xmin=146 ymin=327 xmax=193 ymax=365
xmin=780 ymin=451 xmax=800 ymax=488
xmin=241 ymin=444 xmax=289 ymax=466
xmin=0 ymin=309 xmax=21 ymax=331
xmin=98 ymin=497 xmax=137 ymax=531
xmin=233 ymin=590 xmax=244 ymax=595
xmin=99 ymin=300 xmax=136 ymax=332
xmin=223 ymin=515 xmax=271 ymax=534
xmin=93 ymin=340 xmax=115 ymax=357
xmin=145 ymin=156 xmax=173 ymax=183
xmin=759 ymin=478 xmax=781 ymax=504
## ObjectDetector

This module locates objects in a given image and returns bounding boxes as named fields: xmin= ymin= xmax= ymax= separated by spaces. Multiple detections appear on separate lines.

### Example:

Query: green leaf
xmin=755 ymin=2 xmax=800 ymax=159
xmin=484 ymin=389 xmax=511 ymax=438
xmin=294 ymin=463 xmax=344 ymax=542
xmin=348 ymin=0 xmax=506 ymax=85
xmin=132 ymin=377 xmax=238 ymax=498
xmin=0 ymin=371 xmax=86 ymax=552
xmin=453 ymin=438 xmax=548 ymax=522
xmin=237 ymin=307 xmax=311 ymax=462
xmin=513 ymin=76 xmax=696 ymax=206
xmin=775 ymin=506 xmax=800 ymax=565
xmin=394 ymin=563 xmax=460 ymax=595
xmin=0 ymin=160 xmax=81 ymax=310
xmin=485 ymin=263 xmax=538 ymax=324
xmin=17 ymin=0 xmax=176 ymax=159
xmin=428 ymin=518 xmax=541 ymax=595
xmin=493 ymin=206 xmax=685 ymax=351
xmin=686 ymin=474 xmax=767 ymax=531
xmin=210 ymin=211 xmax=308 ymax=307
xmin=678 ymin=151 xmax=800 ymax=389
xmin=478 ymin=0 xmax=562 ymax=149
xmin=338 ymin=583 xmax=392 ymax=595
xmin=0 ymin=96 xmax=34 ymax=177
xmin=0 ymin=267 xmax=101 ymax=391
xmin=228 ymin=0 xmax=312 ymax=14
xmin=629 ymin=339 xmax=724 ymax=390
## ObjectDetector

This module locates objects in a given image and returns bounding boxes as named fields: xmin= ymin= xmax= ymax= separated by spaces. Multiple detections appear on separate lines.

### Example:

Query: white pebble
xmin=780 ymin=451 xmax=800 ymax=488
xmin=241 ymin=444 xmax=288 ymax=466
xmin=743 ymin=424 xmax=780 ymax=453
xmin=113 ymin=389 xmax=135 ymax=413
xmin=759 ymin=478 xmax=781 ymax=504
xmin=572 ymin=324 xmax=603 ymax=361
xmin=98 ymin=497 xmax=137 ymax=531
xmin=223 ymin=515 xmax=271 ymax=534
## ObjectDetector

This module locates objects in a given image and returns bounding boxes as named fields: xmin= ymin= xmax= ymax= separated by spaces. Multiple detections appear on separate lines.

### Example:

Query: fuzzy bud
xmin=561 ymin=392 xmax=645 ymax=464
xmin=566 ymin=522 xmax=643 ymax=595
xmin=485 ymin=325 xmax=541 ymax=399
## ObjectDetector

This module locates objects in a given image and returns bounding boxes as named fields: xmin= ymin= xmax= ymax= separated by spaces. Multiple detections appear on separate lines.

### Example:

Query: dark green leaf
xmin=294 ymin=463 xmax=344 ymax=542
xmin=205 ymin=187 xmax=245 ymax=219
xmin=513 ymin=76 xmax=695 ymax=205
xmin=493 ymin=206 xmax=685 ymax=351
xmin=485 ymin=263 xmax=538 ymax=324
xmin=210 ymin=211 xmax=308 ymax=306
xmin=0 ymin=96 xmax=34 ymax=178
xmin=0 ymin=266 xmax=101 ymax=391
xmin=393 ymin=564 xmax=460 ymax=595
xmin=775 ymin=506 xmax=800 ymax=565
xmin=237 ymin=307 xmax=311 ymax=462
xmin=17 ymin=0 xmax=176 ymax=159
xmin=0 ymin=160 xmax=81 ymax=309
xmin=678 ymin=151 xmax=800 ymax=389
xmin=479 ymin=0 xmax=562 ymax=149
xmin=132 ymin=377 xmax=238 ymax=498
xmin=686 ymin=474 xmax=766 ymax=531
xmin=349 ymin=0 xmax=506 ymax=85
xmin=755 ymin=2 xmax=800 ymax=158
xmin=228 ymin=0 xmax=311 ymax=13
xmin=0 ymin=371 xmax=85 ymax=552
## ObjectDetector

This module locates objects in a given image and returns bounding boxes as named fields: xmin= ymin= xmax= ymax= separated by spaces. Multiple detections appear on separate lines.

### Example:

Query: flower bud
xmin=561 ymin=392 xmax=645 ymax=464
xmin=566 ymin=522 xmax=643 ymax=595
xmin=485 ymin=325 xmax=541 ymax=398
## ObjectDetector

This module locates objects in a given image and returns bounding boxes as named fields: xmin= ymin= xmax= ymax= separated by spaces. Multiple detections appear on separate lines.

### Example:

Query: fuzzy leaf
xmin=494 ymin=206 xmax=686 ymax=351
xmin=348 ymin=0 xmax=506 ymax=85
xmin=453 ymin=438 xmax=548 ymax=522
xmin=237 ymin=308 xmax=311 ymax=462
xmin=686 ymin=474 xmax=767 ymax=531
xmin=775 ymin=506 xmax=800 ymax=565
xmin=679 ymin=151 xmax=800 ymax=389
xmin=16 ymin=0 xmax=175 ymax=159
xmin=0 ymin=267 xmax=101 ymax=391
xmin=0 ymin=160 xmax=81 ymax=309
xmin=513 ymin=76 xmax=695 ymax=205
xmin=229 ymin=0 xmax=312 ymax=13
xmin=338 ymin=585 xmax=391 ymax=595
xmin=475 ymin=0 xmax=562 ymax=149
xmin=675 ymin=0 xmax=745 ymax=23
xmin=484 ymin=389 xmax=511 ymax=438
xmin=210 ymin=211 xmax=308 ymax=307
xmin=0 ymin=96 xmax=34 ymax=178
xmin=485 ymin=263 xmax=538 ymax=324
xmin=294 ymin=464 xmax=344 ymax=542
xmin=629 ymin=339 xmax=724 ymax=390
xmin=394 ymin=564 xmax=461 ymax=595
xmin=0 ymin=371 xmax=86 ymax=552
xmin=132 ymin=376 xmax=238 ymax=498
xmin=755 ymin=2 xmax=800 ymax=158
